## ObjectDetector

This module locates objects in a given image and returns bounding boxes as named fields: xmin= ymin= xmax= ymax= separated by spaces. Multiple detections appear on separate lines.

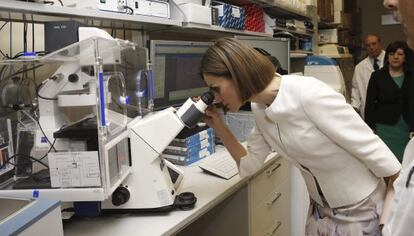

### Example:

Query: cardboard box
xmin=180 ymin=3 xmax=212 ymax=25
xmin=319 ymin=28 xmax=338 ymax=44
xmin=338 ymin=29 xmax=350 ymax=46
xmin=216 ymin=3 xmax=245 ymax=30
xmin=317 ymin=0 xmax=334 ymax=23
xmin=244 ymin=4 xmax=265 ymax=32
xmin=341 ymin=12 xmax=353 ymax=29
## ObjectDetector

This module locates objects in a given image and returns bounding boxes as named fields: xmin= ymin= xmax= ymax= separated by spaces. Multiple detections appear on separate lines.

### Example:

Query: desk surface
xmin=64 ymin=147 xmax=273 ymax=236
xmin=64 ymin=147 xmax=275 ymax=236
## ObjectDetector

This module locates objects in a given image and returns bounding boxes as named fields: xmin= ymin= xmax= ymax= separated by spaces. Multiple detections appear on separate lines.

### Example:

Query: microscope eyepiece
xmin=200 ymin=91 xmax=214 ymax=105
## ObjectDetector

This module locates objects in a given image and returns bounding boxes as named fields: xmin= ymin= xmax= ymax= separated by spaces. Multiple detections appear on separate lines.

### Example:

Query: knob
xmin=112 ymin=186 xmax=130 ymax=206
xmin=68 ymin=73 xmax=79 ymax=83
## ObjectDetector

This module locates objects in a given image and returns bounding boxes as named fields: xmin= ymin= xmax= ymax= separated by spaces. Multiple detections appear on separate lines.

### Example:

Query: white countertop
xmin=64 ymin=147 xmax=278 ymax=236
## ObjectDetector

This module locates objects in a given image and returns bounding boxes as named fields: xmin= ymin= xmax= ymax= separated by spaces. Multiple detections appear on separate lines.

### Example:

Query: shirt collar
xmin=369 ymin=50 xmax=385 ymax=65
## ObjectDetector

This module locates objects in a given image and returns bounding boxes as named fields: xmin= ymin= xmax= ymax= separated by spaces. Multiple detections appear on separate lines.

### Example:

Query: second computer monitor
xmin=150 ymin=40 xmax=213 ymax=110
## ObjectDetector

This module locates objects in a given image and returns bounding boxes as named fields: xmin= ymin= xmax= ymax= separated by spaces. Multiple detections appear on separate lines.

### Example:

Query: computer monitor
xmin=149 ymin=40 xmax=212 ymax=110
xmin=234 ymin=36 xmax=290 ymax=73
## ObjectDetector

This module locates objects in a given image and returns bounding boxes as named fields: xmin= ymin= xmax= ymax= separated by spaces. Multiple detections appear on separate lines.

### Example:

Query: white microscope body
xmin=102 ymin=92 xmax=214 ymax=211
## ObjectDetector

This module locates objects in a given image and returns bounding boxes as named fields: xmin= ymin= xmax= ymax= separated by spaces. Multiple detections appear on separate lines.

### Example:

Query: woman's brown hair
xmin=200 ymin=38 xmax=276 ymax=102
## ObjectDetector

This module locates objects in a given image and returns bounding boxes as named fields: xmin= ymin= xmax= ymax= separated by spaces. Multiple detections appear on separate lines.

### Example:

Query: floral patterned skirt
xmin=306 ymin=181 xmax=386 ymax=236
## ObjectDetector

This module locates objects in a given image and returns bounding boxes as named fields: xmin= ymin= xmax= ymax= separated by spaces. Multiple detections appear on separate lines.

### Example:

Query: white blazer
xmin=239 ymin=75 xmax=401 ymax=208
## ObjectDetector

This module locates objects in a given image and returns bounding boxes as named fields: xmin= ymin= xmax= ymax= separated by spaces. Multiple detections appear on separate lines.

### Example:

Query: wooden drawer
xmin=249 ymin=157 xmax=290 ymax=206
xmin=250 ymin=180 xmax=290 ymax=236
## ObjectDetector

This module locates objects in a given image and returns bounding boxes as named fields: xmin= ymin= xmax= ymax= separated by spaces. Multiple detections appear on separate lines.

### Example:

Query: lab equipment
xmin=304 ymin=55 xmax=346 ymax=95
xmin=150 ymin=40 xmax=212 ymax=110
xmin=235 ymin=36 xmax=290 ymax=73
xmin=97 ymin=0 xmax=130 ymax=14
xmin=318 ymin=44 xmax=351 ymax=58
xmin=132 ymin=0 xmax=170 ymax=18
xmin=179 ymin=3 xmax=212 ymax=24
xmin=44 ymin=21 xmax=83 ymax=53
xmin=101 ymin=90 xmax=214 ymax=212
xmin=0 ymin=33 xmax=148 ymax=202
xmin=0 ymin=30 xmax=213 ymax=214
xmin=0 ymin=198 xmax=63 ymax=236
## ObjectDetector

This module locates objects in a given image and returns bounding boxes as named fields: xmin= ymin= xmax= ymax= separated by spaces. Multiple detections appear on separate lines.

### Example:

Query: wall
xmin=358 ymin=0 xmax=405 ymax=56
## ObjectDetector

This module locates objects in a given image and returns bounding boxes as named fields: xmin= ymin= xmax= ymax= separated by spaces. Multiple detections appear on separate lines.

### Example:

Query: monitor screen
xmin=150 ymin=40 xmax=212 ymax=110
xmin=234 ymin=36 xmax=290 ymax=73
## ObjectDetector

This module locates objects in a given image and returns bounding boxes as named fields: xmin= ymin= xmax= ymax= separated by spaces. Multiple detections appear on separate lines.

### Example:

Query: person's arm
xmin=364 ymin=72 xmax=378 ymax=130
xmin=202 ymin=106 xmax=271 ymax=177
xmin=202 ymin=107 xmax=246 ymax=165
xmin=301 ymin=78 xmax=401 ymax=178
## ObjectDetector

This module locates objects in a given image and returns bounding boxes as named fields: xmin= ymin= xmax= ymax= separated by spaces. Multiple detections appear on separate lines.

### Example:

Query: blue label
xmin=32 ymin=190 xmax=39 ymax=198
xmin=41 ymin=137 xmax=47 ymax=143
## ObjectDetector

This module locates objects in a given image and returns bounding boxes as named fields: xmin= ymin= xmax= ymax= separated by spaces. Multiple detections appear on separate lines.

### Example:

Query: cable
xmin=2 ymin=64 xmax=44 ymax=82
xmin=9 ymin=22 xmax=12 ymax=57
xmin=23 ymin=22 xmax=27 ymax=53
xmin=32 ymin=22 xmax=35 ymax=52
xmin=36 ymin=80 xmax=57 ymax=100
xmin=0 ymin=153 xmax=49 ymax=170
xmin=38 ymin=138 xmax=56 ymax=162
xmin=0 ymin=21 xmax=10 ymax=59
xmin=124 ymin=6 xmax=134 ymax=15
xmin=35 ymin=118 xmax=57 ymax=152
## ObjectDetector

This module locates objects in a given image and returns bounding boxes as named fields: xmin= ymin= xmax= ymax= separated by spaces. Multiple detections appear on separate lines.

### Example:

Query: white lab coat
xmin=239 ymin=75 xmax=400 ymax=208
xmin=351 ymin=51 xmax=385 ymax=118
xmin=383 ymin=138 xmax=414 ymax=236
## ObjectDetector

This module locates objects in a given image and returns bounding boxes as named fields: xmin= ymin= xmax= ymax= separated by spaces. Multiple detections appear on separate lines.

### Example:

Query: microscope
xmin=101 ymin=91 xmax=214 ymax=212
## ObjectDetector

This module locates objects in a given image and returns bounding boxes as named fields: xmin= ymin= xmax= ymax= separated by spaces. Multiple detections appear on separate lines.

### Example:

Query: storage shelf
xmin=272 ymin=26 xmax=313 ymax=37
xmin=212 ymin=0 xmax=310 ymax=19
xmin=262 ymin=1 xmax=310 ymax=20
xmin=182 ymin=23 xmax=272 ymax=37
xmin=0 ymin=0 xmax=313 ymax=41
xmin=318 ymin=21 xmax=340 ymax=29
xmin=290 ymin=50 xmax=312 ymax=58
xmin=0 ymin=0 xmax=181 ymax=30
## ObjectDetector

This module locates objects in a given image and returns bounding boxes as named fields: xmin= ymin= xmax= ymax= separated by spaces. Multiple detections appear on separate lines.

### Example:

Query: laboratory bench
xmin=63 ymin=147 xmax=298 ymax=236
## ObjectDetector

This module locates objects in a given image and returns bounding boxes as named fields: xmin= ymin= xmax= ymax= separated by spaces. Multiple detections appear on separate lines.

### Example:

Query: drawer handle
xmin=266 ymin=163 xmax=281 ymax=177
xmin=266 ymin=192 xmax=282 ymax=207
xmin=266 ymin=221 xmax=282 ymax=235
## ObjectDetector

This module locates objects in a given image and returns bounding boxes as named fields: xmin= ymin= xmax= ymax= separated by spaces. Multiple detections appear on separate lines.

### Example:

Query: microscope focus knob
xmin=68 ymin=73 xmax=79 ymax=83
xmin=112 ymin=186 xmax=130 ymax=206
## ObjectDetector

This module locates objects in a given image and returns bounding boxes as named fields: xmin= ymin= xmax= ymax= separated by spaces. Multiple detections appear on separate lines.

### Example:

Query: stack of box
xmin=244 ymin=4 xmax=264 ymax=32
xmin=162 ymin=126 xmax=215 ymax=166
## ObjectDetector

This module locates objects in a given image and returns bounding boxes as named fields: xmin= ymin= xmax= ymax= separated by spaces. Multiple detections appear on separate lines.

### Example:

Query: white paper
xmin=48 ymin=151 xmax=101 ymax=188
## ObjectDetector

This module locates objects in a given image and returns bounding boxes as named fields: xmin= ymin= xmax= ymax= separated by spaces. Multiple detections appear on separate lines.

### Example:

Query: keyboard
xmin=199 ymin=151 xmax=239 ymax=180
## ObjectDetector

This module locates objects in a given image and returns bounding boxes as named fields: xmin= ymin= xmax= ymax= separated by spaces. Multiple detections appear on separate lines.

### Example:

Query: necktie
xmin=373 ymin=58 xmax=380 ymax=71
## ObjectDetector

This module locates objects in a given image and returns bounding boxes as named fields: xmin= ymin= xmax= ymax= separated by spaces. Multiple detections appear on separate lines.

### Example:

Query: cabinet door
xmin=250 ymin=179 xmax=290 ymax=236
xmin=249 ymin=157 xmax=290 ymax=206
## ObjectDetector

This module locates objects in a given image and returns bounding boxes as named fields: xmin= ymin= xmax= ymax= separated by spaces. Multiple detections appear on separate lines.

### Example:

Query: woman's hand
xmin=379 ymin=172 xmax=399 ymax=226
xmin=202 ymin=105 xmax=226 ymax=132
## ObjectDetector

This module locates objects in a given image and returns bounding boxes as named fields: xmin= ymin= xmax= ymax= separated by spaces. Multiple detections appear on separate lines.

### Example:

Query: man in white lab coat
xmin=351 ymin=34 xmax=385 ymax=118
xmin=382 ymin=0 xmax=414 ymax=235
